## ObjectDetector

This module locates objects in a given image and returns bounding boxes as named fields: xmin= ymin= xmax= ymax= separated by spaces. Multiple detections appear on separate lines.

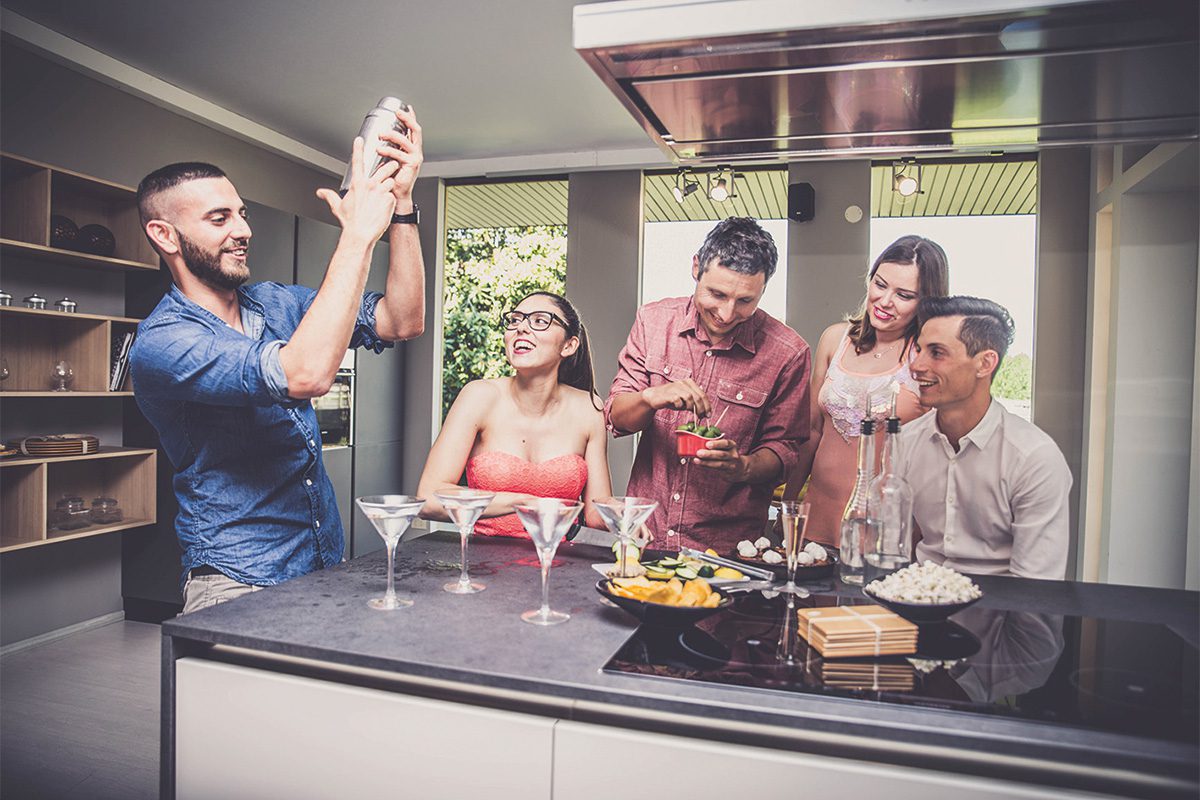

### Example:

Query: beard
xmin=177 ymin=231 xmax=249 ymax=291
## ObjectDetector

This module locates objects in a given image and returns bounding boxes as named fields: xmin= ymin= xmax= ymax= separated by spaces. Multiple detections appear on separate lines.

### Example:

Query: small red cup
xmin=676 ymin=430 xmax=719 ymax=457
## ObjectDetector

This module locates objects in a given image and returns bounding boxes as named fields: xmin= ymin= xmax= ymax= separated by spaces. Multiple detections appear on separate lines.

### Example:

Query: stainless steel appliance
xmin=312 ymin=349 xmax=355 ymax=448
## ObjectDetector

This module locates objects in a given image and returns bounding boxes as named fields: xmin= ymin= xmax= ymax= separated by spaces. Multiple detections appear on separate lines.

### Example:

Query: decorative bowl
xmin=596 ymin=579 xmax=732 ymax=627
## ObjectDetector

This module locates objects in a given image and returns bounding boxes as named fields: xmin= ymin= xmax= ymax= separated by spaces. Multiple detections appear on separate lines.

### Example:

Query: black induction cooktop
xmin=602 ymin=592 xmax=1199 ymax=744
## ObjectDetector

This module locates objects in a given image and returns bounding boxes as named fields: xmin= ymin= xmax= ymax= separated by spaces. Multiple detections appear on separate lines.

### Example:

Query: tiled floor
xmin=1 ymin=621 xmax=159 ymax=800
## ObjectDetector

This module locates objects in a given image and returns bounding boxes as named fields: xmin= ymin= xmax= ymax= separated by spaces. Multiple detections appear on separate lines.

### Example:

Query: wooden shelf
xmin=0 ymin=447 xmax=156 ymax=551
xmin=0 ymin=446 xmax=155 ymax=468
xmin=0 ymin=305 xmax=142 ymax=324
xmin=0 ymin=391 xmax=135 ymax=398
xmin=0 ymin=238 xmax=159 ymax=273
xmin=1 ymin=518 xmax=154 ymax=554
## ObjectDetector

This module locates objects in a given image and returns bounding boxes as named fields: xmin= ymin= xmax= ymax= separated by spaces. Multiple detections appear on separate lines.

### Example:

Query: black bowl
xmin=596 ymin=579 xmax=732 ymax=627
xmin=730 ymin=543 xmax=838 ymax=581
xmin=861 ymin=586 xmax=982 ymax=624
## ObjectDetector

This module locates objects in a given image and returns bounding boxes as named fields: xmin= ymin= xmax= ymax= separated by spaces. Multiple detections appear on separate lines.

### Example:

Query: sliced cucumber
xmin=675 ymin=567 xmax=699 ymax=580
xmin=644 ymin=567 xmax=674 ymax=580
xmin=658 ymin=558 xmax=684 ymax=568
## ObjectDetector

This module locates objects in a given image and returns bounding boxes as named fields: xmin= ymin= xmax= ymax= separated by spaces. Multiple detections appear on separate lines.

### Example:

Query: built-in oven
xmin=312 ymin=349 xmax=355 ymax=448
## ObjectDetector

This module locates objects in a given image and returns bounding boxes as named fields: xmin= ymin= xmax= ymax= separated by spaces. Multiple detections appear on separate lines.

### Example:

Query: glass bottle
xmin=865 ymin=414 xmax=914 ymax=584
xmin=839 ymin=417 xmax=877 ymax=585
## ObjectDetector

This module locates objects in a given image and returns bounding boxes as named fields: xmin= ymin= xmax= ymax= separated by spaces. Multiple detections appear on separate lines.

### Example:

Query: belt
xmin=189 ymin=564 xmax=223 ymax=578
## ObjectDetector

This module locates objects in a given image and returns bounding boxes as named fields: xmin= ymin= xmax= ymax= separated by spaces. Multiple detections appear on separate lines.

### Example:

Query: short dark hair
xmin=136 ymin=162 xmax=227 ymax=225
xmin=918 ymin=295 xmax=1015 ymax=377
xmin=695 ymin=216 xmax=778 ymax=281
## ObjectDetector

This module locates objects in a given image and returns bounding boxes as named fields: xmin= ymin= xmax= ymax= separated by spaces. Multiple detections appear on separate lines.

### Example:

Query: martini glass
xmin=435 ymin=488 xmax=496 ymax=594
xmin=355 ymin=495 xmax=425 ymax=610
xmin=513 ymin=498 xmax=583 ymax=625
xmin=593 ymin=496 xmax=658 ymax=578
xmin=776 ymin=499 xmax=812 ymax=598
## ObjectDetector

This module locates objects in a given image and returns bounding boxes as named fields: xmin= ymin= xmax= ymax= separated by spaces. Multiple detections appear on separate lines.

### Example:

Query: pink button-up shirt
xmin=605 ymin=297 xmax=811 ymax=553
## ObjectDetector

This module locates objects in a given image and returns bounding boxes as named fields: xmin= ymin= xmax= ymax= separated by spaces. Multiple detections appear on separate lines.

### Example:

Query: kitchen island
xmin=161 ymin=533 xmax=1197 ymax=799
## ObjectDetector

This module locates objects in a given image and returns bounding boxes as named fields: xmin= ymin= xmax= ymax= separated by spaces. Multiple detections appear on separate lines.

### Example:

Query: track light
xmin=708 ymin=166 xmax=736 ymax=202
xmin=892 ymin=160 xmax=922 ymax=198
xmin=672 ymin=169 xmax=700 ymax=203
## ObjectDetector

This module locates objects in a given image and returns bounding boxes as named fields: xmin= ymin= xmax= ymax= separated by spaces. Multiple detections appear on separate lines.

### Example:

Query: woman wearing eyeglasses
xmin=418 ymin=291 xmax=612 ymax=534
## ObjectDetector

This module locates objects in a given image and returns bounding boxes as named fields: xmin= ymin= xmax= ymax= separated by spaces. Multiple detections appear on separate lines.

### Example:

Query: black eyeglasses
xmin=502 ymin=310 xmax=568 ymax=332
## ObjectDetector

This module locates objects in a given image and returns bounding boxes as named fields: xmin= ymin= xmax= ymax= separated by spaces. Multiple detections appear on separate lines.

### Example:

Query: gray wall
xmin=0 ymin=44 xmax=336 ymax=643
xmin=566 ymin=170 xmax=644 ymax=494
xmin=785 ymin=161 xmax=873 ymax=349
xmin=1034 ymin=149 xmax=1091 ymax=580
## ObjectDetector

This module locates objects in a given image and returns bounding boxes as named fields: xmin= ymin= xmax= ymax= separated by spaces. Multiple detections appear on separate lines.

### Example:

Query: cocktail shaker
xmin=339 ymin=96 xmax=410 ymax=195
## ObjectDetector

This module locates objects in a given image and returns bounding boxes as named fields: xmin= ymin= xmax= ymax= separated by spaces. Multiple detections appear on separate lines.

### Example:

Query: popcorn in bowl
xmin=865 ymin=561 xmax=982 ymax=605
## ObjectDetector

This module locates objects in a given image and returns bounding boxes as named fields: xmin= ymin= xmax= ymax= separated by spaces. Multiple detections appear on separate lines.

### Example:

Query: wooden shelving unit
xmin=0 ymin=152 xmax=158 ymax=553
xmin=0 ymin=447 xmax=157 ymax=552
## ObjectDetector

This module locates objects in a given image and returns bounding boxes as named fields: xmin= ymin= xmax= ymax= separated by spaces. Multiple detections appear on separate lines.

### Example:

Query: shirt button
xmin=667 ymin=529 xmax=677 ymax=537
xmin=706 ymin=351 xmax=713 ymax=357
xmin=664 ymin=366 xmax=671 ymax=374
xmin=673 ymin=493 xmax=681 ymax=501
xmin=680 ymin=457 xmax=687 ymax=465
xmin=735 ymin=392 xmax=744 ymax=401
xmin=308 ymin=439 xmax=316 ymax=448
xmin=315 ymin=520 xmax=321 ymax=529
xmin=305 ymin=479 xmax=313 ymax=486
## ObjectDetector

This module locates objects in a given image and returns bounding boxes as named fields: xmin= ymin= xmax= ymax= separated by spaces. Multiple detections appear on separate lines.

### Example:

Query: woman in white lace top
xmin=783 ymin=235 xmax=949 ymax=546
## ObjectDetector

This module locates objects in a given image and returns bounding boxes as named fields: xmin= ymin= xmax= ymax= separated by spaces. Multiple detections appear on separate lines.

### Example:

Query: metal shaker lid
xmin=54 ymin=297 xmax=77 ymax=312
xmin=24 ymin=293 xmax=46 ymax=308
xmin=376 ymin=96 xmax=409 ymax=113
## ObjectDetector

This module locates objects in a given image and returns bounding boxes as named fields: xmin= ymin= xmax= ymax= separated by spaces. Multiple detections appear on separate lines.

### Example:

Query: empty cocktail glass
xmin=355 ymin=495 xmax=425 ymax=610
xmin=435 ymin=488 xmax=496 ymax=594
xmin=593 ymin=496 xmax=658 ymax=578
xmin=514 ymin=498 xmax=584 ymax=625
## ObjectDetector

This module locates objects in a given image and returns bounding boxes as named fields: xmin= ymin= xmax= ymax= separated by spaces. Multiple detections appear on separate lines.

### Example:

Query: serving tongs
xmin=680 ymin=546 xmax=775 ymax=582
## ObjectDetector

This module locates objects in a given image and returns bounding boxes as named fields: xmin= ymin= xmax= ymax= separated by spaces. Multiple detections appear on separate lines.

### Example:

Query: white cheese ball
xmin=761 ymin=549 xmax=783 ymax=564
xmin=753 ymin=536 xmax=772 ymax=550
xmin=803 ymin=542 xmax=828 ymax=561
xmin=736 ymin=540 xmax=759 ymax=558
xmin=796 ymin=551 xmax=815 ymax=566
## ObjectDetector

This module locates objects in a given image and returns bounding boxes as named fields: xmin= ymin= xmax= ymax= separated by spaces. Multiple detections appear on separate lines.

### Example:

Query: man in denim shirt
xmin=131 ymin=107 xmax=426 ymax=613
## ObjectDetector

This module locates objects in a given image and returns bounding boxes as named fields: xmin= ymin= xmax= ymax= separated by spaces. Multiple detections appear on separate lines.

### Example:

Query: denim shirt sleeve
xmin=259 ymin=339 xmax=291 ymax=403
xmin=352 ymin=290 xmax=395 ymax=353
xmin=131 ymin=315 xmax=291 ymax=408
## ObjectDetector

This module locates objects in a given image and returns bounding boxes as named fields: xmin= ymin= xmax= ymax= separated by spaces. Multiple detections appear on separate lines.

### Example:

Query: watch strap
xmin=391 ymin=203 xmax=419 ymax=225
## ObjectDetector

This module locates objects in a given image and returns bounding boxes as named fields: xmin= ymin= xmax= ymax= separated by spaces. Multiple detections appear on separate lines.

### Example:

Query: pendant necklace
xmin=872 ymin=340 xmax=900 ymax=360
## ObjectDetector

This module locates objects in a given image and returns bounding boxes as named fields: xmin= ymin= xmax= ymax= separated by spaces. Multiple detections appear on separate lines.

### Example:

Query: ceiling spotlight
xmin=672 ymin=169 xmax=700 ymax=203
xmin=709 ymin=166 xmax=736 ymax=202
xmin=892 ymin=161 xmax=922 ymax=198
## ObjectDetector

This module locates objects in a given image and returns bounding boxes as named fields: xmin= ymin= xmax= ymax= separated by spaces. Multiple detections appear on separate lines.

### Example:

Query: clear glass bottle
xmin=839 ymin=417 xmax=877 ymax=585
xmin=865 ymin=415 xmax=913 ymax=584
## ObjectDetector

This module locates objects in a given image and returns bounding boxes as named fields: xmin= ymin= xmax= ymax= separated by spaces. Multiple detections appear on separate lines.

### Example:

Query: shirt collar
xmin=930 ymin=399 xmax=1003 ymax=451
xmin=675 ymin=297 xmax=759 ymax=354
xmin=168 ymin=283 xmax=264 ymax=339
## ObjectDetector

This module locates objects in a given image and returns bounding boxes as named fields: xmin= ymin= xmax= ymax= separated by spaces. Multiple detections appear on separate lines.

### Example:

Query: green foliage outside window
xmin=992 ymin=353 xmax=1032 ymax=401
xmin=441 ymin=226 xmax=567 ymax=418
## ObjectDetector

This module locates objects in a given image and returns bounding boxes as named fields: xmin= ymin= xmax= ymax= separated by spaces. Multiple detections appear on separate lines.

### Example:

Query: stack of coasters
xmin=811 ymin=659 xmax=916 ymax=692
xmin=797 ymin=604 xmax=918 ymax=658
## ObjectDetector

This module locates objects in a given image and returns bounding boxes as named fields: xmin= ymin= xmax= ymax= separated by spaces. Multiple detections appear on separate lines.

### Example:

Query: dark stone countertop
xmin=163 ymin=532 xmax=1199 ymax=796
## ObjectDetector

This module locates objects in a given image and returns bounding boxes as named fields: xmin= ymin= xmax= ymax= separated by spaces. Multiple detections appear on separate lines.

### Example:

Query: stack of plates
xmin=797 ymin=604 xmax=918 ymax=658
xmin=17 ymin=434 xmax=100 ymax=457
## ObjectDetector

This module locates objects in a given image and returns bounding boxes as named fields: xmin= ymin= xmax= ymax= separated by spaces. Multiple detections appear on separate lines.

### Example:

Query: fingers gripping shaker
xmin=339 ymin=96 xmax=410 ymax=195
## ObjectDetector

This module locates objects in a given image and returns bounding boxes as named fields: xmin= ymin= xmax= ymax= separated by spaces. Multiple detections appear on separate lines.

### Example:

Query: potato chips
xmin=608 ymin=576 xmax=723 ymax=608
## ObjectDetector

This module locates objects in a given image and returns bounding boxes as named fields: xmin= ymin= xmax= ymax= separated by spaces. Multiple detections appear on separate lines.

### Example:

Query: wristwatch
xmin=391 ymin=203 xmax=419 ymax=225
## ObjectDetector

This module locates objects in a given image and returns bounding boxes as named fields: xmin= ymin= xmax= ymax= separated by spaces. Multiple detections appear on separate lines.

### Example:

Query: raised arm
xmin=373 ymin=105 xmax=426 ymax=342
xmin=279 ymin=138 xmax=398 ymax=398
xmin=783 ymin=322 xmax=843 ymax=501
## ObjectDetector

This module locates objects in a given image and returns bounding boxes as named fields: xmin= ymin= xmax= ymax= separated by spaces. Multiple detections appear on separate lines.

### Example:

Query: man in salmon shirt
xmin=605 ymin=217 xmax=811 ymax=553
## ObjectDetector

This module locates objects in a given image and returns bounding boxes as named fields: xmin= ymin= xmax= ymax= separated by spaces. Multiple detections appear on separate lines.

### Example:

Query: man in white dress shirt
xmin=899 ymin=296 xmax=1072 ymax=579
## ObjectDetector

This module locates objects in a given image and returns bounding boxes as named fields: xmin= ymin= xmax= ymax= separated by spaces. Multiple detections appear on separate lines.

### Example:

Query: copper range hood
xmin=574 ymin=0 xmax=1199 ymax=164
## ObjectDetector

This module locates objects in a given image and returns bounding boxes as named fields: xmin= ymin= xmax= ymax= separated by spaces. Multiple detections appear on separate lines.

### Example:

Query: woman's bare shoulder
xmin=816 ymin=322 xmax=850 ymax=360
xmin=452 ymin=379 xmax=506 ymax=412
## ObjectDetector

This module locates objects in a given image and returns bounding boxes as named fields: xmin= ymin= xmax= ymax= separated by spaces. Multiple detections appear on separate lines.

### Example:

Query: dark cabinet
xmin=321 ymin=446 xmax=353 ymax=561
xmin=294 ymin=215 xmax=340 ymax=289
xmin=244 ymin=200 xmax=296 ymax=285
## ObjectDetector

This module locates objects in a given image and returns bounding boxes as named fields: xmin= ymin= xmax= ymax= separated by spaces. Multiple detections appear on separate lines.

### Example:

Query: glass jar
xmin=51 ymin=496 xmax=91 ymax=530
xmin=89 ymin=497 xmax=123 ymax=525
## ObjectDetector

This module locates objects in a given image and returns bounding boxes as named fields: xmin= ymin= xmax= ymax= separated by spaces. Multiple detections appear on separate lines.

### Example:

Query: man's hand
xmin=376 ymin=105 xmax=423 ymax=209
xmin=642 ymin=379 xmax=712 ymax=418
xmin=694 ymin=438 xmax=749 ymax=482
xmin=316 ymin=136 xmax=397 ymax=243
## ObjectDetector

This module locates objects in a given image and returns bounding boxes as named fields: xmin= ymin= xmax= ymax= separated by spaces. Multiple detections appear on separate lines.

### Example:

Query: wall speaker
xmin=787 ymin=182 xmax=815 ymax=222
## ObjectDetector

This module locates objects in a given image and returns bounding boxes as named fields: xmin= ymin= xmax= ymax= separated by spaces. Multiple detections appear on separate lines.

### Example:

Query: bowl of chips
xmin=596 ymin=576 xmax=732 ymax=627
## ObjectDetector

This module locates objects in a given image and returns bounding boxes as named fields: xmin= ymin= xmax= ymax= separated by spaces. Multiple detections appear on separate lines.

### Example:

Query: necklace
xmin=872 ymin=340 xmax=900 ymax=360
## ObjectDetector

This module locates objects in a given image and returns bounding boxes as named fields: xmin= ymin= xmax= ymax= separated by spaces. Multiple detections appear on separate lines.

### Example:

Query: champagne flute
xmin=776 ymin=499 xmax=811 ymax=597
xmin=593 ymin=496 xmax=658 ymax=578
xmin=355 ymin=495 xmax=425 ymax=610
xmin=435 ymin=488 xmax=496 ymax=594
xmin=513 ymin=498 xmax=583 ymax=625
xmin=776 ymin=592 xmax=800 ymax=665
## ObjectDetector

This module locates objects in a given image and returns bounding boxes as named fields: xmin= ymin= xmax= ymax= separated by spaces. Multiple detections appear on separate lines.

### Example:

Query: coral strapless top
xmin=466 ymin=451 xmax=589 ymax=538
